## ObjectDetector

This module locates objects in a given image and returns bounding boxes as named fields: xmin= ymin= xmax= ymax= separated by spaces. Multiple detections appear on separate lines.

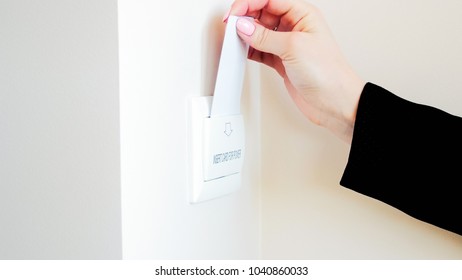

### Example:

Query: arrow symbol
xmin=224 ymin=122 xmax=233 ymax=136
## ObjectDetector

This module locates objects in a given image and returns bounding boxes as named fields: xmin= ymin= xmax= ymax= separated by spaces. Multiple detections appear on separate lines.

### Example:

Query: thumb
xmin=236 ymin=17 xmax=287 ymax=57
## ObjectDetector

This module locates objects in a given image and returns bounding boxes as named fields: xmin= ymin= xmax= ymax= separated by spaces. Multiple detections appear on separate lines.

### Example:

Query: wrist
xmin=329 ymin=73 xmax=365 ymax=144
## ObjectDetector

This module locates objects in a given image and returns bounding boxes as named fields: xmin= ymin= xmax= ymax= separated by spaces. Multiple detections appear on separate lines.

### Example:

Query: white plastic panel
xmin=187 ymin=97 xmax=243 ymax=203
xmin=203 ymin=114 xmax=245 ymax=181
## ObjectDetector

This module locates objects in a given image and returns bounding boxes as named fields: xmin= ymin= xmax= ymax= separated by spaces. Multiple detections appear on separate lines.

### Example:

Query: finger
xmin=236 ymin=17 xmax=290 ymax=57
xmin=227 ymin=0 xmax=313 ymax=31
xmin=248 ymin=48 xmax=286 ymax=77
xmin=229 ymin=0 xmax=295 ymax=16
xmin=257 ymin=9 xmax=280 ymax=31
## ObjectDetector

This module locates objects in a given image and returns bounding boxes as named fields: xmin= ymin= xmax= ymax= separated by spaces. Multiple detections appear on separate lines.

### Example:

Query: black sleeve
xmin=340 ymin=82 xmax=462 ymax=236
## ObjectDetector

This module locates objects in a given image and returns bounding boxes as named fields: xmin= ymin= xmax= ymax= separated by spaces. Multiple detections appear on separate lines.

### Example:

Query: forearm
xmin=341 ymin=83 xmax=462 ymax=236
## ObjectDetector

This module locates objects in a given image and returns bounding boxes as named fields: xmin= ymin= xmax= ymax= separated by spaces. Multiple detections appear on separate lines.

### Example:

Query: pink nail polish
xmin=222 ymin=10 xmax=230 ymax=22
xmin=236 ymin=18 xmax=255 ymax=36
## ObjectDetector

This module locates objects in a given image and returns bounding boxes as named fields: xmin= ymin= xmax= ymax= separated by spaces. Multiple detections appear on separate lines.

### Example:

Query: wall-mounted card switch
xmin=203 ymin=114 xmax=245 ymax=181
xmin=187 ymin=97 xmax=245 ymax=203
xmin=187 ymin=16 xmax=249 ymax=204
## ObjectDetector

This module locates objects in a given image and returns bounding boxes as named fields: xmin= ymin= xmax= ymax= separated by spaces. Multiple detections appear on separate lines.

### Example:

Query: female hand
xmin=225 ymin=0 xmax=366 ymax=143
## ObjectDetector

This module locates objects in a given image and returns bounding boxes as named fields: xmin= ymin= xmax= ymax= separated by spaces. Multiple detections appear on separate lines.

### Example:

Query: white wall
xmin=118 ymin=0 xmax=261 ymax=259
xmin=0 ymin=0 xmax=260 ymax=260
xmin=0 ymin=0 xmax=122 ymax=259
xmin=261 ymin=0 xmax=462 ymax=259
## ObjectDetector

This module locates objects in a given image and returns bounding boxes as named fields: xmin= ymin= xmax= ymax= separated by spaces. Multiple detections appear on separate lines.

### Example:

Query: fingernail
xmin=222 ymin=10 xmax=230 ymax=22
xmin=236 ymin=18 xmax=255 ymax=36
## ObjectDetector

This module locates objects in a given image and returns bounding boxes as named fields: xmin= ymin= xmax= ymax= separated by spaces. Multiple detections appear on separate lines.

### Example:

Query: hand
xmin=225 ymin=0 xmax=366 ymax=143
